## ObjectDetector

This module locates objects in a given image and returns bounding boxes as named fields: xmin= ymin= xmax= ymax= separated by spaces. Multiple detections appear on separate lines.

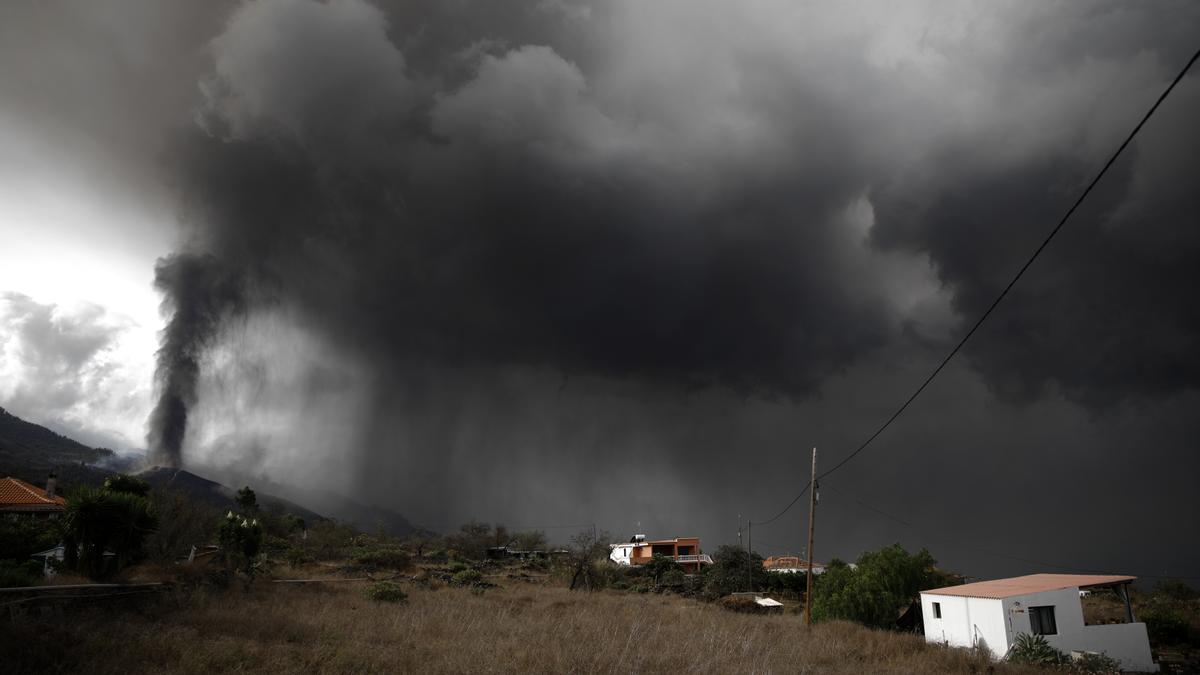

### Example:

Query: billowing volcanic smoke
xmin=147 ymin=253 xmax=245 ymax=467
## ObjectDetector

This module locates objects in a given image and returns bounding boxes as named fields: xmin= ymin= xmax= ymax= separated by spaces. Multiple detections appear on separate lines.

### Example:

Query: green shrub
xmin=353 ymin=548 xmax=411 ymax=571
xmin=1142 ymin=605 xmax=1190 ymax=645
xmin=1070 ymin=651 xmax=1120 ymax=674
xmin=451 ymin=568 xmax=483 ymax=586
xmin=284 ymin=547 xmax=314 ymax=567
xmin=1152 ymin=580 xmax=1198 ymax=602
xmin=0 ymin=517 xmax=58 ymax=560
xmin=644 ymin=554 xmax=682 ymax=584
xmin=0 ymin=559 xmax=42 ymax=588
xmin=1006 ymin=633 xmax=1068 ymax=667
xmin=447 ymin=561 xmax=470 ymax=574
xmin=523 ymin=556 xmax=549 ymax=572
xmin=364 ymin=580 xmax=408 ymax=603
xmin=660 ymin=569 xmax=687 ymax=591
xmin=304 ymin=520 xmax=359 ymax=560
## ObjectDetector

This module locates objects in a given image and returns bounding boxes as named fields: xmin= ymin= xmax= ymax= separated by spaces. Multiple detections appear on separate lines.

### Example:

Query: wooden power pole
xmin=746 ymin=520 xmax=753 ymax=592
xmin=804 ymin=447 xmax=818 ymax=626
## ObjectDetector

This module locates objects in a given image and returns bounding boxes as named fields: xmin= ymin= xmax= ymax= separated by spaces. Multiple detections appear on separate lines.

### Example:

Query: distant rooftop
xmin=923 ymin=573 xmax=1135 ymax=599
xmin=0 ymin=476 xmax=66 ymax=511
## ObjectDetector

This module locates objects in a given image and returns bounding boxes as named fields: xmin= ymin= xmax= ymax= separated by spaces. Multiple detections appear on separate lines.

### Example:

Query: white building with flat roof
xmin=921 ymin=573 xmax=1157 ymax=672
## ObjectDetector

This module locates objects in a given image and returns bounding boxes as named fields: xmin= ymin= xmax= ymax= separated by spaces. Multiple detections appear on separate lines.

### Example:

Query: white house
xmin=921 ymin=574 xmax=1157 ymax=672
xmin=609 ymin=534 xmax=712 ymax=572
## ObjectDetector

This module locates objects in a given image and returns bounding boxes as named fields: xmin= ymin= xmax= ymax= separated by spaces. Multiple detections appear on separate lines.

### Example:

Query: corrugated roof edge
xmin=921 ymin=573 xmax=1136 ymax=599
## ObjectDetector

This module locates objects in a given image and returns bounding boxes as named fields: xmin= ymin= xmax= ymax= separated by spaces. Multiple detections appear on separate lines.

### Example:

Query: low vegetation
xmin=3 ymin=474 xmax=1195 ymax=673
xmin=1005 ymin=633 xmax=1120 ymax=674
xmin=363 ymin=580 xmax=407 ymax=603
xmin=1 ymin=579 xmax=1054 ymax=674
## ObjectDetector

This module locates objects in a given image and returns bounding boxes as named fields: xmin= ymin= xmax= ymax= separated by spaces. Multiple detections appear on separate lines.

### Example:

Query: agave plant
xmin=1006 ymin=633 xmax=1068 ymax=666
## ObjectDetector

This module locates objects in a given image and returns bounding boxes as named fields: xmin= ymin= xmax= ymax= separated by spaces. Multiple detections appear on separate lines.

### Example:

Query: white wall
xmin=609 ymin=544 xmax=632 ymax=565
xmin=1003 ymin=589 xmax=1156 ymax=672
xmin=921 ymin=593 xmax=1006 ymax=658
xmin=922 ymin=587 xmax=1157 ymax=672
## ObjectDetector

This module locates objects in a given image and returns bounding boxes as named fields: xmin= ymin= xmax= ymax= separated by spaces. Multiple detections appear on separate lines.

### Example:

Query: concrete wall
xmin=922 ymin=587 xmax=1157 ymax=672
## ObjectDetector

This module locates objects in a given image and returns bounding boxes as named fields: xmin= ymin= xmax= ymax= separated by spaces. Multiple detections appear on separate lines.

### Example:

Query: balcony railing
xmin=674 ymin=554 xmax=714 ymax=565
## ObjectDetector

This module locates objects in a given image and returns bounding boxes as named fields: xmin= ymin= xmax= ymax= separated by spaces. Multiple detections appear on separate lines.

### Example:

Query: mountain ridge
xmin=0 ymin=406 xmax=415 ymax=536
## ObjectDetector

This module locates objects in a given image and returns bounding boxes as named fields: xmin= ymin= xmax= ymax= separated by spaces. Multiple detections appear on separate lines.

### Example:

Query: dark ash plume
xmin=147 ymin=253 xmax=245 ymax=467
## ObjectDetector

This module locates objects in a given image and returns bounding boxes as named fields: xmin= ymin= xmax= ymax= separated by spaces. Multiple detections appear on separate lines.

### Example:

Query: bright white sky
xmin=0 ymin=111 xmax=171 ymax=449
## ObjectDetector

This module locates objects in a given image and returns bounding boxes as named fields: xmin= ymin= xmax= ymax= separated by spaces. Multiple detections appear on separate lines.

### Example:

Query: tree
xmin=511 ymin=530 xmax=547 ymax=552
xmin=451 ymin=520 xmax=493 ymax=559
xmin=219 ymin=511 xmax=263 ymax=584
xmin=103 ymin=473 xmax=150 ymax=497
xmin=567 ymin=528 xmax=611 ymax=591
xmin=62 ymin=487 xmax=157 ymax=579
xmin=235 ymin=486 xmax=258 ymax=513
xmin=704 ymin=545 xmax=768 ymax=597
xmin=811 ymin=544 xmax=952 ymax=629
xmin=492 ymin=523 xmax=510 ymax=548
xmin=145 ymin=489 xmax=220 ymax=563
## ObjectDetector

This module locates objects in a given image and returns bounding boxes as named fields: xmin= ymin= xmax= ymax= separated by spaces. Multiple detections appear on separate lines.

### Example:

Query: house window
xmin=932 ymin=602 xmax=941 ymax=619
xmin=1029 ymin=606 xmax=1057 ymax=635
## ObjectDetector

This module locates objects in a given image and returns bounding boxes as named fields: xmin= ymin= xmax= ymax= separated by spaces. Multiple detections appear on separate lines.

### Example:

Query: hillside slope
xmin=0 ymin=406 xmax=416 ymax=534
xmin=0 ymin=406 xmax=113 ymax=489
xmin=139 ymin=467 xmax=324 ymax=524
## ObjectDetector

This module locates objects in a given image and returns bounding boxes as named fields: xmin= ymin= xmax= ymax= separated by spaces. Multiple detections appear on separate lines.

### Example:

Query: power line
xmin=749 ymin=48 xmax=1200 ymax=527
xmin=749 ymin=484 xmax=808 ymax=526
xmin=818 ymin=47 xmax=1200 ymax=482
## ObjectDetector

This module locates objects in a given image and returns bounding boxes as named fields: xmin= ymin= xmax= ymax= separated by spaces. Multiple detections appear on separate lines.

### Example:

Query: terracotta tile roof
xmin=763 ymin=556 xmax=826 ymax=569
xmin=0 ymin=477 xmax=67 ymax=511
xmin=922 ymin=573 xmax=1135 ymax=599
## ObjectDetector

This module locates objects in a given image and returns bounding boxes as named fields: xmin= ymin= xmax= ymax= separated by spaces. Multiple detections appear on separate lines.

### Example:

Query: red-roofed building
xmin=921 ymin=573 xmax=1156 ymax=671
xmin=609 ymin=534 xmax=713 ymax=572
xmin=0 ymin=475 xmax=67 ymax=518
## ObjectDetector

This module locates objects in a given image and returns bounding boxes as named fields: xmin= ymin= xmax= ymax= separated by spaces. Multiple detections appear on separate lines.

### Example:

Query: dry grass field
xmin=3 ymin=572 xmax=1055 ymax=675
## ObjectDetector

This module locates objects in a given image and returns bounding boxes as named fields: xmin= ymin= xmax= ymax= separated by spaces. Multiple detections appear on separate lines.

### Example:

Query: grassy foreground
xmin=3 ymin=575 xmax=1050 ymax=674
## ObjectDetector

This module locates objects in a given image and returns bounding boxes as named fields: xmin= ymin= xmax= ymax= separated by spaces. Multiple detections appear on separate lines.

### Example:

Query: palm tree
xmin=62 ymin=487 xmax=157 ymax=579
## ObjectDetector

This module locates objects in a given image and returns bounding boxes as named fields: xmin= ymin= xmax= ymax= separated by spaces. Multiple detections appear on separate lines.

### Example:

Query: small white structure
xmin=609 ymin=534 xmax=712 ymax=571
xmin=921 ymin=574 xmax=1157 ymax=672
xmin=30 ymin=543 xmax=65 ymax=577
xmin=609 ymin=534 xmax=647 ymax=566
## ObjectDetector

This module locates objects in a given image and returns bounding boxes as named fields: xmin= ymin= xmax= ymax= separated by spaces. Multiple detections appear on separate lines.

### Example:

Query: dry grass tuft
xmin=2 ymin=579 xmax=1053 ymax=674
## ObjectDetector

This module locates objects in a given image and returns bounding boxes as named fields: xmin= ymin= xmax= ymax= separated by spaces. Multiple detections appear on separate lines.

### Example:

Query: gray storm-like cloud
xmin=124 ymin=0 xmax=1200 ymax=572
xmin=157 ymin=0 xmax=1200 ymax=422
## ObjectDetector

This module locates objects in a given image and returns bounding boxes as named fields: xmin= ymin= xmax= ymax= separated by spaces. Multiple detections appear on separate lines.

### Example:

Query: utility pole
xmin=747 ymin=520 xmax=753 ymax=592
xmin=804 ymin=447 xmax=818 ymax=627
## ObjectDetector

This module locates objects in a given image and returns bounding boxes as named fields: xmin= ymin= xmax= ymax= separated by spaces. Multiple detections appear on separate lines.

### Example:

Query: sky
xmin=0 ymin=0 xmax=1198 ymax=582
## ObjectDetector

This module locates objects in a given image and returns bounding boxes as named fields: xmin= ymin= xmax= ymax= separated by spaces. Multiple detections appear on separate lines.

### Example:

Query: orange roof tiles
xmin=922 ymin=573 xmax=1135 ymax=599
xmin=0 ymin=477 xmax=66 ymax=511
xmin=763 ymin=556 xmax=825 ymax=569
